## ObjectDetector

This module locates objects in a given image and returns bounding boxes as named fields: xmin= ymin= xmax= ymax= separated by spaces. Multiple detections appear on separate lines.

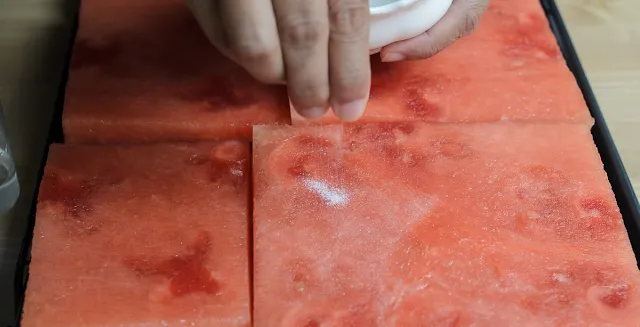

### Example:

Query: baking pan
xmin=9 ymin=0 xmax=640 ymax=325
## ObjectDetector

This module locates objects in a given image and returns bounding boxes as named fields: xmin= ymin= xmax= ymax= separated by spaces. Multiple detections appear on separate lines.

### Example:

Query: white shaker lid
xmin=369 ymin=0 xmax=453 ymax=52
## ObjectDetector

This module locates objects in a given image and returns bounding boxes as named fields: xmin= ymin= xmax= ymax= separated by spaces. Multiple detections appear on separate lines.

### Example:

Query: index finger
xmin=272 ymin=0 xmax=331 ymax=119
xmin=328 ymin=0 xmax=371 ymax=122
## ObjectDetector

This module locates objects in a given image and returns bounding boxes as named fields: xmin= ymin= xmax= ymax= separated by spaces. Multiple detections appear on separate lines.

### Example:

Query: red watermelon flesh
xmin=291 ymin=0 xmax=590 ymax=126
xmin=473 ymin=0 xmax=560 ymax=46
xmin=63 ymin=0 xmax=289 ymax=144
xmin=253 ymin=122 xmax=640 ymax=326
xmin=22 ymin=141 xmax=251 ymax=327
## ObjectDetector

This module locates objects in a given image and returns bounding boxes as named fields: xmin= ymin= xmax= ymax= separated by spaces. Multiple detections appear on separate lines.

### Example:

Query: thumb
xmin=379 ymin=0 xmax=488 ymax=62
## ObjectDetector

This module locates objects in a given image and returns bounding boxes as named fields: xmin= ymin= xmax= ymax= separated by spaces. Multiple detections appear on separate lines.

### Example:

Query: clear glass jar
xmin=0 ymin=102 xmax=19 ymax=214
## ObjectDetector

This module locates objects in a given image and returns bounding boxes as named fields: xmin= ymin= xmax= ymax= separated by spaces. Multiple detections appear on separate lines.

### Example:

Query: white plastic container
xmin=369 ymin=0 xmax=453 ymax=53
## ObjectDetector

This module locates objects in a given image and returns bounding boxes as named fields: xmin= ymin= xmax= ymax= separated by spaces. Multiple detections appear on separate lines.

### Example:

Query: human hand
xmin=379 ymin=0 xmax=489 ymax=62
xmin=187 ymin=0 xmax=371 ymax=122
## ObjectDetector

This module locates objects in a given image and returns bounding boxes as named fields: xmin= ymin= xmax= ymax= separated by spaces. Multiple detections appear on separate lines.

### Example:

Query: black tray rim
xmin=9 ymin=0 xmax=640 ymax=326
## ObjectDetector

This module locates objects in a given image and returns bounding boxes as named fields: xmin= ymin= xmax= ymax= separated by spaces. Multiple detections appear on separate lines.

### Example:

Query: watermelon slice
xmin=292 ymin=0 xmax=591 ymax=126
xmin=63 ymin=0 xmax=289 ymax=144
xmin=253 ymin=122 xmax=640 ymax=326
xmin=22 ymin=141 xmax=251 ymax=326
xmin=473 ymin=0 xmax=561 ymax=46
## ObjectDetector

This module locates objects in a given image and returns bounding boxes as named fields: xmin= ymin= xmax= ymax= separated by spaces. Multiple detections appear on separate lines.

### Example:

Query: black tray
xmin=9 ymin=0 xmax=640 ymax=326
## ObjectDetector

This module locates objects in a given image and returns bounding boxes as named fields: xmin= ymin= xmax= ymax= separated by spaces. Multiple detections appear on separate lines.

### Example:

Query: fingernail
xmin=299 ymin=106 xmax=328 ymax=119
xmin=334 ymin=98 xmax=367 ymax=122
xmin=381 ymin=53 xmax=405 ymax=62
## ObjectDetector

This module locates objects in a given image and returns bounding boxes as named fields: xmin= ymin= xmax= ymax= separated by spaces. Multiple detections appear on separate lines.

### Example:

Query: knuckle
xmin=291 ymin=83 xmax=329 ymax=106
xmin=328 ymin=0 xmax=370 ymax=40
xmin=334 ymin=72 xmax=369 ymax=96
xmin=459 ymin=13 xmax=480 ymax=37
xmin=412 ymin=33 xmax=441 ymax=59
xmin=230 ymin=42 xmax=284 ymax=83
xmin=470 ymin=0 xmax=491 ymax=13
xmin=459 ymin=1 xmax=488 ymax=37
xmin=248 ymin=68 xmax=284 ymax=85
xmin=280 ymin=18 xmax=327 ymax=49
xmin=415 ymin=45 xmax=441 ymax=59
xmin=231 ymin=41 xmax=278 ymax=64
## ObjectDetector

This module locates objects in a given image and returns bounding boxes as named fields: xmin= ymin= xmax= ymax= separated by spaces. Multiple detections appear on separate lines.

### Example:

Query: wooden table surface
xmin=0 ymin=0 xmax=638 ymax=324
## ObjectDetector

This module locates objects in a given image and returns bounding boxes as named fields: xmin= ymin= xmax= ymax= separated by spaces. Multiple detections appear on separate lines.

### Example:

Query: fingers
xmin=187 ymin=0 xmax=284 ymax=84
xmin=380 ymin=0 xmax=489 ymax=62
xmin=272 ymin=0 xmax=331 ymax=119
xmin=327 ymin=0 xmax=371 ymax=121
xmin=189 ymin=0 xmax=372 ymax=121
xmin=218 ymin=0 xmax=285 ymax=84
xmin=186 ymin=0 xmax=232 ymax=57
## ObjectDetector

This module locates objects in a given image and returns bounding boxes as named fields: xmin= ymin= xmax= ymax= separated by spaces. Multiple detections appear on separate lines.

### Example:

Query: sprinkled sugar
xmin=302 ymin=178 xmax=350 ymax=207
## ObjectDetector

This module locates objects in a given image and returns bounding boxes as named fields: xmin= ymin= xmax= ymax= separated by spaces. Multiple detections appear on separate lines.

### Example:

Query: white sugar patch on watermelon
xmin=302 ymin=178 xmax=350 ymax=207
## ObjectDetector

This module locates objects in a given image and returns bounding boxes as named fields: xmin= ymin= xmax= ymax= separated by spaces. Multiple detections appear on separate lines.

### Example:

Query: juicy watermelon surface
xmin=22 ymin=142 xmax=251 ymax=327
xmin=20 ymin=0 xmax=639 ymax=326
xmin=63 ymin=0 xmax=290 ymax=144
xmin=253 ymin=122 xmax=640 ymax=326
